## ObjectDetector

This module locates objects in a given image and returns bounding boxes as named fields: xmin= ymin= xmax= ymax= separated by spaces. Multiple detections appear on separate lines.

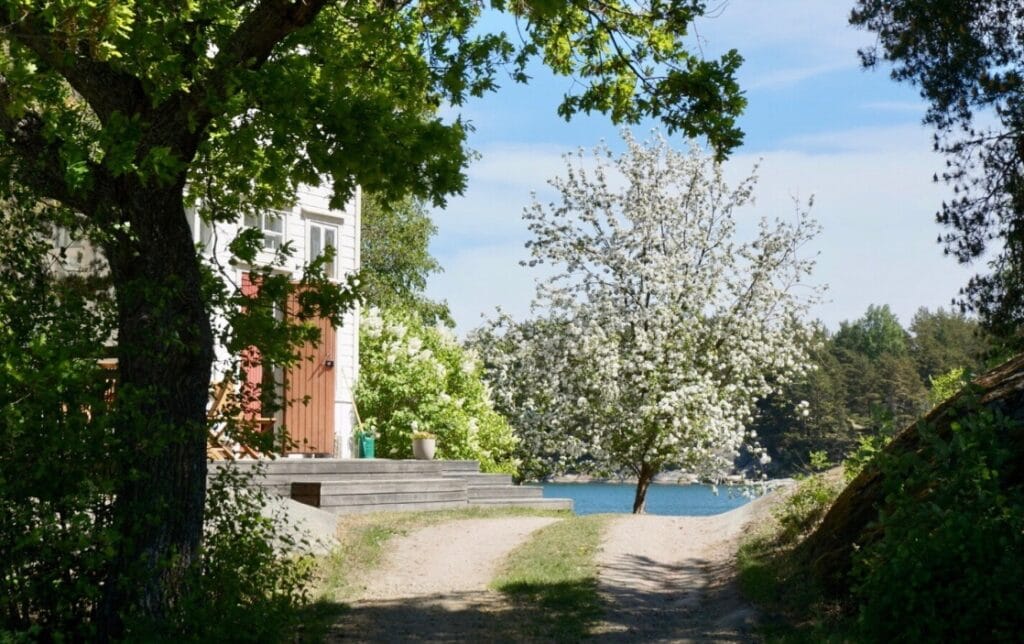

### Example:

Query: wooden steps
xmin=211 ymin=458 xmax=574 ymax=514
xmin=292 ymin=478 xmax=468 ymax=514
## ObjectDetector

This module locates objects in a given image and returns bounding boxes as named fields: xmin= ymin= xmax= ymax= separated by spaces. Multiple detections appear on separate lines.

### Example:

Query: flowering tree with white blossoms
xmin=472 ymin=132 xmax=821 ymax=512
xmin=356 ymin=307 xmax=518 ymax=474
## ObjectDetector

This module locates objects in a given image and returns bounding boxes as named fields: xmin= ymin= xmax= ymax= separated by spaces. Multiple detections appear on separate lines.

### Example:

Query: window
xmin=191 ymin=212 xmax=213 ymax=251
xmin=244 ymin=209 xmax=287 ymax=250
xmin=308 ymin=219 xmax=339 ymax=279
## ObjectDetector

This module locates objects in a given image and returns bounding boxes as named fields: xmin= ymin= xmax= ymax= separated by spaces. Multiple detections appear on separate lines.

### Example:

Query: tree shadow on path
xmin=311 ymin=588 xmax=594 ymax=643
xmin=594 ymin=551 xmax=758 ymax=643
xmin=301 ymin=556 xmax=755 ymax=642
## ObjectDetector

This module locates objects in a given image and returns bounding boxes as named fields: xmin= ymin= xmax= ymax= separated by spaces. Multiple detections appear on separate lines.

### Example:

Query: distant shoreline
xmin=541 ymin=473 xmax=795 ymax=489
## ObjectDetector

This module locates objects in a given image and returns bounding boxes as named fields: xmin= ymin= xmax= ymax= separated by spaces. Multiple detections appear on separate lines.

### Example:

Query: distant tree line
xmin=749 ymin=304 xmax=993 ymax=476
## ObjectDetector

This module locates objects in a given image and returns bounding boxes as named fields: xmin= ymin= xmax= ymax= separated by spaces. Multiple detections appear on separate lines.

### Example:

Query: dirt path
xmin=326 ymin=494 xmax=780 ymax=642
xmin=330 ymin=516 xmax=559 ymax=642
xmin=593 ymin=498 xmax=774 ymax=643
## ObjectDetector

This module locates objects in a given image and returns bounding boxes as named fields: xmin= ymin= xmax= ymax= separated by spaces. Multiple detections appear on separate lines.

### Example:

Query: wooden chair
xmin=206 ymin=379 xmax=266 ymax=460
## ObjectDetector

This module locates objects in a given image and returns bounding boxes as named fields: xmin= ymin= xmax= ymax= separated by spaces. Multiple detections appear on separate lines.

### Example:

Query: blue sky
xmin=425 ymin=1 xmax=976 ymax=334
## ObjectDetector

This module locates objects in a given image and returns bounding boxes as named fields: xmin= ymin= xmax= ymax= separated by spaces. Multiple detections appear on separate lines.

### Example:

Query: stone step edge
xmin=467 ymin=487 xmax=544 ymax=499
xmin=292 ymin=477 xmax=463 ymax=486
xmin=469 ymin=498 xmax=573 ymax=509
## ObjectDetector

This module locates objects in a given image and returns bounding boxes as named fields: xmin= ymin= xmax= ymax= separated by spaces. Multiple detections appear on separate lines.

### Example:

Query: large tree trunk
xmin=632 ymin=463 xmax=656 ymax=513
xmin=97 ymin=182 xmax=213 ymax=636
xmin=798 ymin=352 xmax=1024 ymax=596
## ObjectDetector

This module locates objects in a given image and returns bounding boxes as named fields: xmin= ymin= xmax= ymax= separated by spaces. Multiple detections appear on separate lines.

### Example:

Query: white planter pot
xmin=412 ymin=438 xmax=436 ymax=460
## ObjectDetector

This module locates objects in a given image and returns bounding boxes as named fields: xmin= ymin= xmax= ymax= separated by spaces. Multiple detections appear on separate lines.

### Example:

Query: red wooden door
xmin=239 ymin=273 xmax=265 ymax=421
xmin=282 ymin=289 xmax=336 ymax=455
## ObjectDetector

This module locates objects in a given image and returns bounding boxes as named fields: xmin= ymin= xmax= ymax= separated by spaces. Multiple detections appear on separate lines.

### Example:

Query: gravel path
xmin=359 ymin=517 xmax=560 ymax=599
xmin=331 ymin=516 xmax=559 ymax=642
xmin=593 ymin=498 xmax=774 ymax=643
xmin=328 ymin=492 xmax=782 ymax=642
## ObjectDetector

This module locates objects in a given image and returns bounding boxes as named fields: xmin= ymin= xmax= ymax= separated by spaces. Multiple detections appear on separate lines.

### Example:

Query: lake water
xmin=536 ymin=482 xmax=751 ymax=516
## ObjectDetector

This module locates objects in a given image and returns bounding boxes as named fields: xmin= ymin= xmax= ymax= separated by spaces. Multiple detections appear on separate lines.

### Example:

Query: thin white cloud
xmin=775 ymin=123 xmax=934 ymax=154
xmin=693 ymin=0 xmax=870 ymax=60
xmin=861 ymin=100 xmax=927 ymax=113
xmin=744 ymin=61 xmax=853 ymax=91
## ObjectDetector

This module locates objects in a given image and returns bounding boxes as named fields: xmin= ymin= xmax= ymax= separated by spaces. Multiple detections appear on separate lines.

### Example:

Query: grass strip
xmin=316 ymin=505 xmax=571 ymax=602
xmin=491 ymin=514 xmax=609 ymax=641
xmin=299 ymin=506 xmax=571 ymax=641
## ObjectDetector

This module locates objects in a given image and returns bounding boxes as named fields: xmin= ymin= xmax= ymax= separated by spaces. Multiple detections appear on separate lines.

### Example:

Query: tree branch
xmin=177 ymin=0 xmax=335 ymax=135
xmin=0 ymin=80 xmax=98 ymax=213
xmin=3 ymin=12 xmax=146 ymax=123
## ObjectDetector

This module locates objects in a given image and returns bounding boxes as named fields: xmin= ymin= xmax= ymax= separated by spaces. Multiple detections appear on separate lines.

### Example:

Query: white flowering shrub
xmin=356 ymin=307 xmax=518 ymax=474
xmin=471 ymin=132 xmax=821 ymax=511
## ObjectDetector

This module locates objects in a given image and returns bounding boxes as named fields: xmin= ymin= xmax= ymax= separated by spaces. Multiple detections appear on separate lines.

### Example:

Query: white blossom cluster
xmin=472 ymin=132 xmax=821 ymax=485
xmin=357 ymin=307 xmax=518 ymax=473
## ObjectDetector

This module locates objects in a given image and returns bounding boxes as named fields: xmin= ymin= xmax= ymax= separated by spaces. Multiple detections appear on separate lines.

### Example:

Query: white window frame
xmin=244 ymin=209 xmax=287 ymax=251
xmin=190 ymin=211 xmax=214 ymax=251
xmin=305 ymin=215 xmax=341 ymax=280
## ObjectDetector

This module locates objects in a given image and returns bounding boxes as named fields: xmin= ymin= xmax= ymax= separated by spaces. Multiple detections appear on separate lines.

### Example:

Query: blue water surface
xmin=535 ymin=482 xmax=750 ymax=516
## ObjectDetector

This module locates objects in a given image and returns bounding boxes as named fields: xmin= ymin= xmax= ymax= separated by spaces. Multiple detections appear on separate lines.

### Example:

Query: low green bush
xmin=773 ymin=468 xmax=843 ymax=544
xmin=851 ymin=400 xmax=1024 ymax=642
xmin=356 ymin=307 xmax=518 ymax=474
xmin=163 ymin=465 xmax=315 ymax=642
xmin=842 ymin=408 xmax=896 ymax=483
xmin=736 ymin=468 xmax=847 ymax=641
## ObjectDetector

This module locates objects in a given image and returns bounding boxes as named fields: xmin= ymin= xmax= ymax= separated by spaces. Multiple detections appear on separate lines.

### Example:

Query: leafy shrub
xmin=160 ymin=465 xmax=314 ymax=642
xmin=0 ymin=210 xmax=118 ymax=640
xmin=356 ymin=307 xmax=518 ymax=473
xmin=927 ymin=366 xmax=967 ymax=406
xmin=852 ymin=399 xmax=1024 ymax=641
xmin=843 ymin=408 xmax=897 ymax=482
xmin=773 ymin=471 xmax=842 ymax=543
xmin=808 ymin=450 xmax=831 ymax=472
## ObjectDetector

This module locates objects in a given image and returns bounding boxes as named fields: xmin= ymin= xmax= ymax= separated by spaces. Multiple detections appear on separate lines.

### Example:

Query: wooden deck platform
xmin=210 ymin=458 xmax=573 ymax=514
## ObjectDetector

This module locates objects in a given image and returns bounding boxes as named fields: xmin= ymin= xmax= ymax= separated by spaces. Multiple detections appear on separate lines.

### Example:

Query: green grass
xmin=315 ymin=506 xmax=572 ymax=602
xmin=491 ymin=514 xmax=609 ymax=641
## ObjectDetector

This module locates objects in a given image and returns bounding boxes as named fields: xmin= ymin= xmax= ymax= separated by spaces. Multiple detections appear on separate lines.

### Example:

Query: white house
xmin=189 ymin=184 xmax=362 ymax=458
xmin=53 ymin=184 xmax=362 ymax=458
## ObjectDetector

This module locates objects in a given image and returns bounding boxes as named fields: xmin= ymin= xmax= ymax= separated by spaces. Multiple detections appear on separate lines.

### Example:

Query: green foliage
xmin=851 ymin=400 xmax=1024 ymax=641
xmin=143 ymin=466 xmax=315 ymax=642
xmin=773 ymin=472 xmax=843 ymax=544
xmin=356 ymin=307 xmax=518 ymax=473
xmin=736 ymin=472 xmax=849 ymax=642
xmin=833 ymin=304 xmax=907 ymax=360
xmin=843 ymin=410 xmax=897 ymax=483
xmin=927 ymin=366 xmax=967 ymax=407
xmin=0 ymin=205 xmax=116 ymax=639
xmin=0 ymin=206 xmax=315 ymax=640
xmin=751 ymin=305 xmax=991 ymax=477
xmin=808 ymin=450 xmax=831 ymax=472
xmin=909 ymin=308 xmax=990 ymax=381
xmin=359 ymin=192 xmax=450 ymax=325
